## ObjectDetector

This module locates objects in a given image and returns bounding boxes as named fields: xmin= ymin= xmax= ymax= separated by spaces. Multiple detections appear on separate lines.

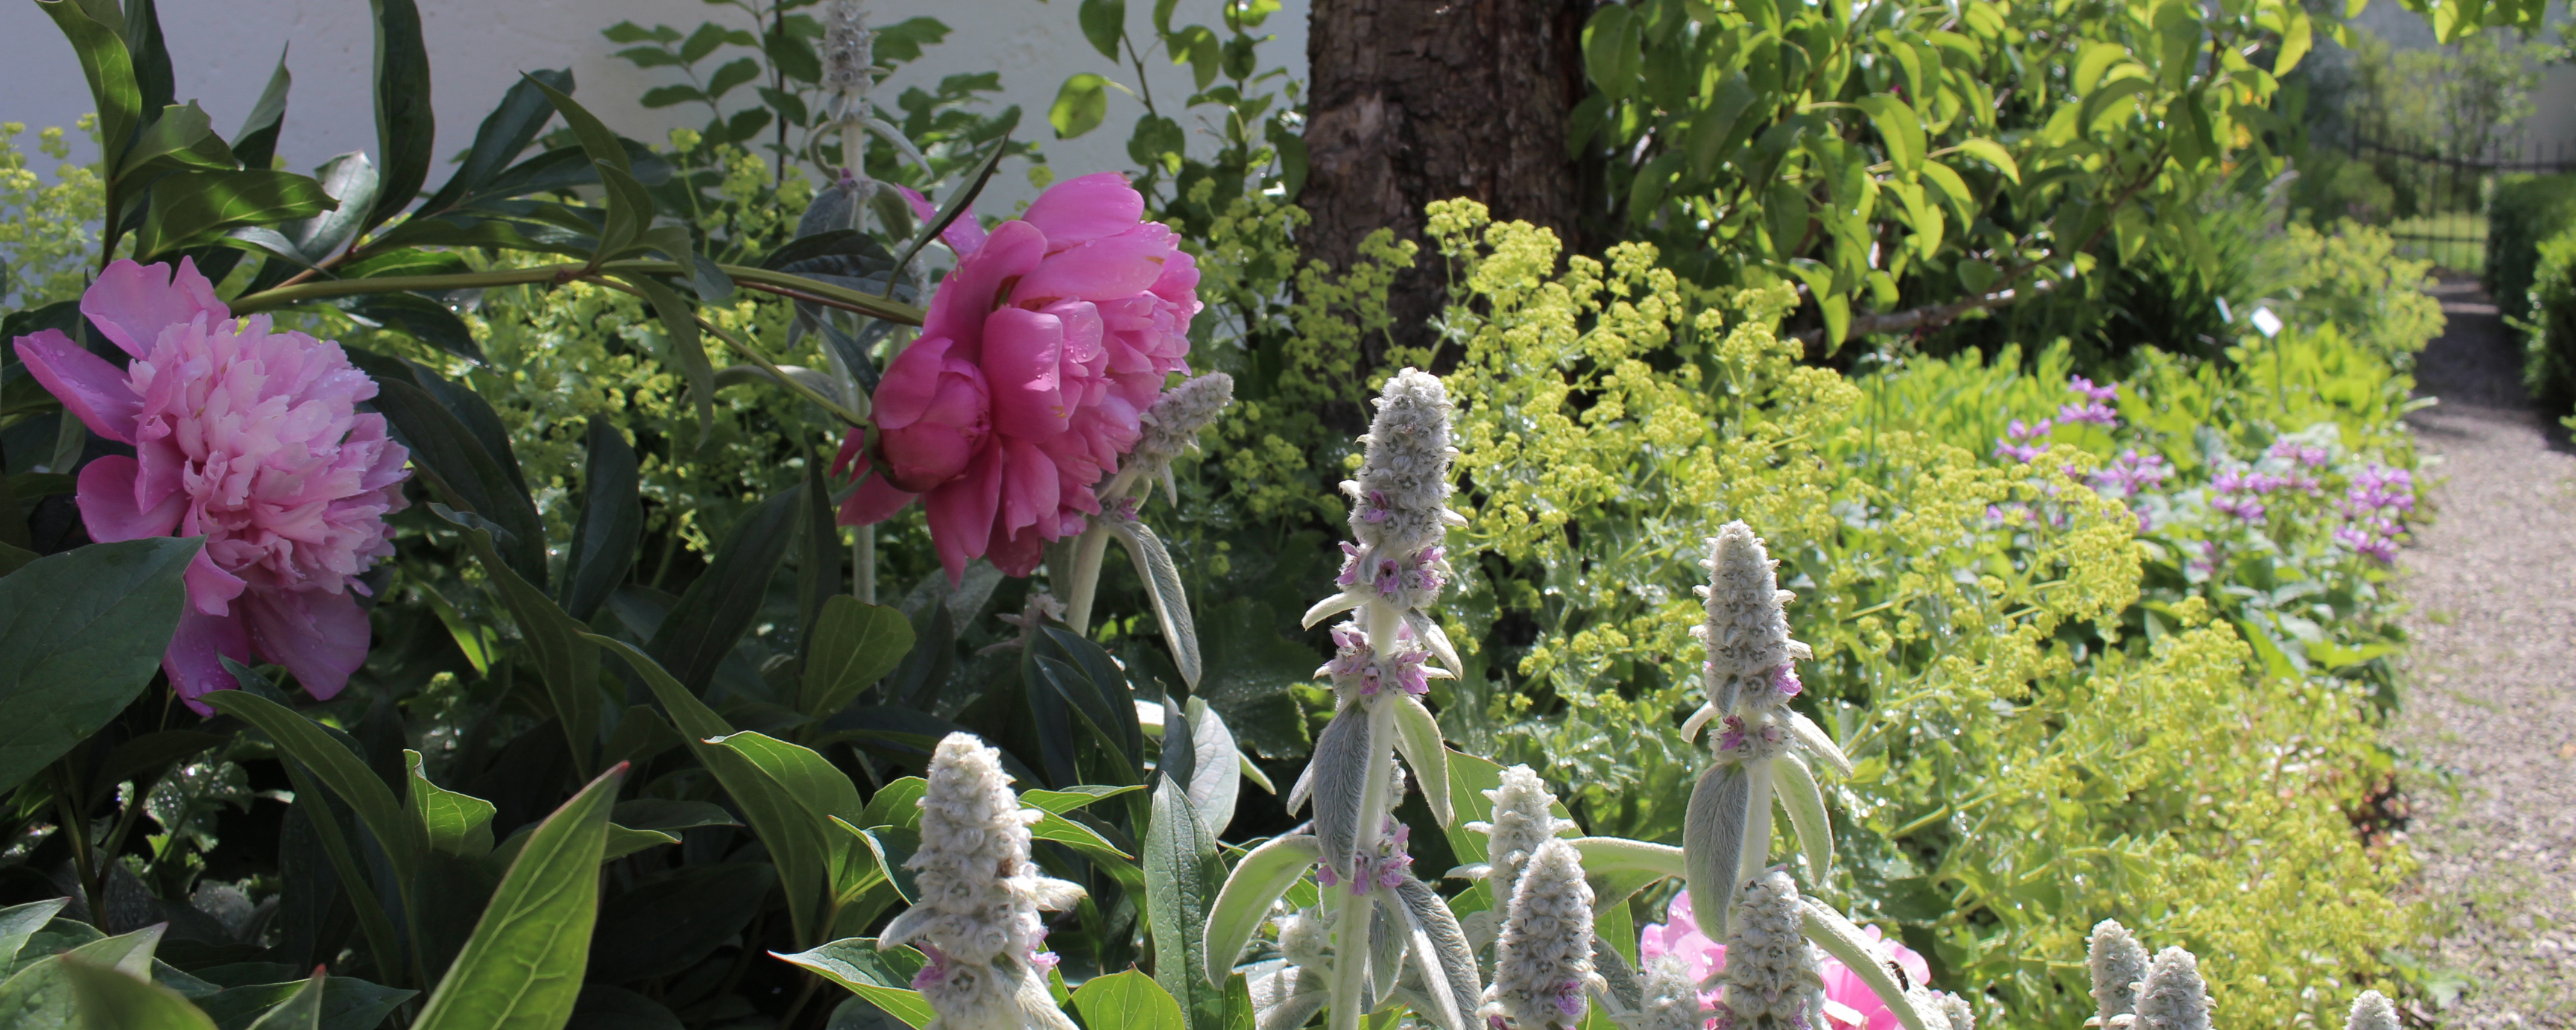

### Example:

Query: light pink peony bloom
xmin=1639 ymin=891 xmax=1930 ymax=1030
xmin=13 ymin=259 xmax=410 ymax=713
xmin=836 ymin=172 xmax=1199 ymax=582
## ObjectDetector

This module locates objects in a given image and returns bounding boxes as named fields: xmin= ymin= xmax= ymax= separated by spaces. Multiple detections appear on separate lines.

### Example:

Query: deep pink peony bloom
xmin=13 ymin=259 xmax=410 ymax=713
xmin=1639 ymin=890 xmax=1930 ymax=1030
xmin=836 ymin=173 xmax=1199 ymax=582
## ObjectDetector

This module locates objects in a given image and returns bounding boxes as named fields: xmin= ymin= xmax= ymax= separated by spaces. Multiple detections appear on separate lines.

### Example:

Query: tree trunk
xmin=1301 ymin=0 xmax=1594 ymax=367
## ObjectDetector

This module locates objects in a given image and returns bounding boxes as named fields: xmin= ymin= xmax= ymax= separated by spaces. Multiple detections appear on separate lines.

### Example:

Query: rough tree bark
xmin=1301 ymin=0 xmax=1594 ymax=367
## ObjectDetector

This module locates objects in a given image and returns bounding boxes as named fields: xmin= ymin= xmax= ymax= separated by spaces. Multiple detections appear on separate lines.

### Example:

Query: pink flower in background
xmin=12 ymin=259 xmax=411 ymax=712
xmin=836 ymin=172 xmax=1199 ymax=582
xmin=1639 ymin=891 xmax=1930 ymax=1030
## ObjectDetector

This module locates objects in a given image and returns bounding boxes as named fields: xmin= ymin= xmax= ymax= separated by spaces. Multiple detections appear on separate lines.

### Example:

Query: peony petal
xmin=880 ymin=421 xmax=982 ymax=490
xmin=997 ymin=439 xmax=1060 ymax=536
xmin=985 ymin=522 xmax=1047 ymax=578
xmin=163 ymin=606 xmax=253 ymax=715
xmin=982 ymin=308 xmax=1070 ymax=440
xmin=72 ymin=455 xmax=183 ymax=542
xmin=831 ymin=428 xmax=868 ymax=478
xmin=1020 ymin=172 xmax=1146 ymax=248
xmin=836 ymin=466 xmax=920 ymax=527
xmin=922 ymin=446 xmax=1003 ymax=585
xmin=921 ymin=221 xmax=1046 ymax=361
xmin=242 ymin=588 xmax=370 ymax=701
xmin=185 ymin=549 xmax=248 ymax=616
xmin=83 ymin=258 xmax=227 ymax=359
xmin=1010 ymin=224 xmax=1176 ymax=306
xmin=871 ymin=336 xmax=959 ymax=431
xmin=13 ymin=331 xmax=140 ymax=443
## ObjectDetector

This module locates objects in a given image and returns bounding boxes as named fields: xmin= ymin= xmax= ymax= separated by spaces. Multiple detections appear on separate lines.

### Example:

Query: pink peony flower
xmin=1639 ymin=891 xmax=1930 ymax=1030
xmin=13 ymin=259 xmax=410 ymax=713
xmin=836 ymin=172 xmax=1199 ymax=582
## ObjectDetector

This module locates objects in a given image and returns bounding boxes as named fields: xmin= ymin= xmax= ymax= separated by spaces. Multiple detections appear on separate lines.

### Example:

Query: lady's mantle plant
xmin=13 ymin=259 xmax=410 ymax=710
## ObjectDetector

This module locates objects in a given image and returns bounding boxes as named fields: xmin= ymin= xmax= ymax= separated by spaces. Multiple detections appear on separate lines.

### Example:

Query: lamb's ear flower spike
xmin=878 ymin=733 xmax=1085 ymax=1030
xmin=1632 ymin=956 xmax=1710 ymax=1030
xmin=2345 ymin=990 xmax=2397 ymax=1030
xmin=1683 ymin=522 xmax=1811 ymax=733
xmin=1114 ymin=371 xmax=1235 ymax=507
xmin=2130 ymin=947 xmax=2211 ymax=1030
xmin=1709 ymin=871 xmax=1825 ymax=1030
xmin=1467 ymin=765 xmax=1573 ymax=901
xmin=1479 ymin=838 xmax=1603 ymax=1030
xmin=2085 ymin=920 xmax=2149 ymax=1029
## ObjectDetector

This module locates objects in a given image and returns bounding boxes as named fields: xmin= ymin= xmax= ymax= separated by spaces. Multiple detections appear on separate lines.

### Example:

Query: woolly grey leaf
xmin=1773 ymin=751 xmax=1834 ymax=885
xmin=1185 ymin=696 xmax=1240 ymax=837
xmin=1396 ymin=875 xmax=1483 ymax=1030
xmin=1106 ymin=518 xmax=1202 ymax=689
xmin=1682 ymin=762 xmax=1751 ymax=941
xmin=1369 ymin=892 xmax=1404 ymax=1009
xmin=1310 ymin=704 xmax=1375 ymax=879
xmin=1799 ymin=897 xmax=1931 ymax=1030
xmin=1591 ymin=936 xmax=1644 ymax=1014
xmin=1257 ymin=985 xmax=1330 ymax=1030
xmin=1784 ymin=712 xmax=1853 ymax=778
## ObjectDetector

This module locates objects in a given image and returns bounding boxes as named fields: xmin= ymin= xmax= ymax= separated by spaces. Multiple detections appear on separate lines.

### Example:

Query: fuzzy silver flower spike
xmin=2086 ymin=920 xmax=2149 ymax=1029
xmin=1708 ymin=871 xmax=1826 ymax=1030
xmin=1480 ymin=838 xmax=1604 ymax=1030
xmin=2130 ymin=947 xmax=2211 ymax=1030
xmin=2346 ymin=990 xmax=2397 ymax=1030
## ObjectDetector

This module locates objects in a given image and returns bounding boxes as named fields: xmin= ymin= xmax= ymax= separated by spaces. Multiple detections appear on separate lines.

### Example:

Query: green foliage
xmin=1039 ymin=0 xmax=1305 ymax=227
xmin=2487 ymin=173 xmax=2576 ymax=325
xmin=2524 ymin=226 xmax=2576 ymax=416
xmin=1418 ymin=200 xmax=2421 ymax=1026
xmin=1579 ymin=0 xmax=2313 ymax=346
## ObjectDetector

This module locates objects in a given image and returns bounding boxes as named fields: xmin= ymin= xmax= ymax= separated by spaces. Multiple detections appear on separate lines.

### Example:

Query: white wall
xmin=0 ymin=0 xmax=1308 ymax=212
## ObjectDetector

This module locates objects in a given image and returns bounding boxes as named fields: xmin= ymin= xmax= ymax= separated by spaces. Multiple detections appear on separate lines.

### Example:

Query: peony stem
xmin=227 ymin=260 xmax=925 ymax=325
xmin=853 ymin=525 xmax=875 ymax=604
xmin=1062 ymin=522 xmax=1112 ymax=634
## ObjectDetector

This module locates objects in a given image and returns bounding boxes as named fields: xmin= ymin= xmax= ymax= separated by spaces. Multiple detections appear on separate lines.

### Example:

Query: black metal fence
xmin=2346 ymin=133 xmax=2576 ymax=272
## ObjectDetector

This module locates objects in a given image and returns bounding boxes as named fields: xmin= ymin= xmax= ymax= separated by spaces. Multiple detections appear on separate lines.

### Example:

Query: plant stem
xmin=1063 ymin=522 xmax=1113 ymax=633
xmin=227 ymin=260 xmax=926 ymax=326
xmin=853 ymin=526 xmax=874 ymax=604
xmin=1737 ymin=758 xmax=1777 ymax=887
xmin=50 ymin=768 xmax=104 ymax=926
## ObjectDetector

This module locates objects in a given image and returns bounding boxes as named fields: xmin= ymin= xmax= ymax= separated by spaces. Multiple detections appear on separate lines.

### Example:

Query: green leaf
xmin=1202 ymin=833 xmax=1319 ymax=985
xmin=705 ymin=57 xmax=762 ymax=99
xmin=1146 ymin=776 xmax=1224 ymax=1027
xmin=435 ymin=511 xmax=602 ymax=769
xmin=119 ymin=101 xmax=236 ymax=178
xmin=526 ymin=75 xmax=629 ymax=175
xmin=36 ymin=0 xmax=141 ymax=177
xmin=405 ymin=750 xmax=497 ymax=859
xmin=887 ymin=134 xmax=1010 ymax=285
xmin=410 ymin=762 xmax=626 ymax=1030
xmin=0 ymin=925 xmax=168 ymax=1028
xmin=193 ymin=974 xmax=412 ymax=1030
xmin=231 ymin=49 xmax=291 ymax=170
xmin=1852 ymin=95 xmax=1925 ymax=171
xmin=0 ymin=538 xmax=201 ymax=794
xmin=1020 ymin=785 xmax=1145 ymax=814
xmin=136 ymin=171 xmax=335 ymax=259
xmin=1079 ymin=0 xmax=1127 ymax=60
xmin=1582 ymin=4 xmax=1638 ymax=101
xmin=1049 ymin=74 xmax=1113 ymax=139
xmin=642 ymin=484 xmax=801 ymax=693
xmin=801 ymin=597 xmax=915 ymax=717
xmin=2078 ymin=75 xmax=2155 ymax=136
xmin=65 ymin=956 xmax=217 ymax=1030
xmin=1028 ymin=809 xmax=1134 ymax=860
xmin=560 ymin=419 xmax=641 ymax=623
xmin=589 ymin=863 xmax=777 ymax=983
xmin=278 ymin=152 xmax=383 ymax=263
xmin=1073 ymin=969 xmax=1185 ymax=1030
xmin=208 ymin=689 xmax=427 ymax=888
xmin=0 ymin=900 xmax=69 ymax=970
xmin=619 ymin=274 xmax=715 ymax=445
xmin=364 ymin=0 xmax=435 ymax=233
xmin=769 ymin=940 xmax=933 ymax=1029
xmin=1951 ymin=139 xmax=2018 ymax=183
xmin=420 ymin=68 xmax=573 ymax=215
xmin=364 ymin=375 xmax=545 ymax=583
xmin=240 ymin=969 xmax=326 ymax=1030
xmin=590 ymin=636 xmax=850 ymax=948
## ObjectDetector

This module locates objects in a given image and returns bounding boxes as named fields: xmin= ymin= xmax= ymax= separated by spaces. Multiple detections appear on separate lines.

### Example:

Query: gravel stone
xmin=2393 ymin=277 xmax=2576 ymax=1029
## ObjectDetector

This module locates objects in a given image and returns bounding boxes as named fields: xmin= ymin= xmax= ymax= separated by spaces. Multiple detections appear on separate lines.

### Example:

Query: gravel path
xmin=2393 ymin=276 xmax=2576 ymax=1029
